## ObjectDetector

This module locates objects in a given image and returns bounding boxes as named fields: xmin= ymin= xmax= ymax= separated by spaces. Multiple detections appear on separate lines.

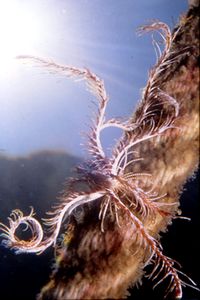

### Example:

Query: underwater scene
xmin=0 ymin=1 xmax=199 ymax=299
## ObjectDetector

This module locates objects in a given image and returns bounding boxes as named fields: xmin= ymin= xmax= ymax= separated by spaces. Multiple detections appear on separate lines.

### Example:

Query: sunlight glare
xmin=0 ymin=1 xmax=42 ymax=76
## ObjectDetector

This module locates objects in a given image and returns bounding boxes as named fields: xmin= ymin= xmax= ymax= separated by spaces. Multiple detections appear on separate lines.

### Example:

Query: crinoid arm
xmin=109 ymin=191 xmax=200 ymax=299
xmin=16 ymin=55 xmax=133 ymax=162
xmin=0 ymin=191 xmax=105 ymax=254
xmin=16 ymin=55 xmax=109 ymax=160
xmin=0 ymin=207 xmax=44 ymax=253
xmin=137 ymin=21 xmax=188 ymax=109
